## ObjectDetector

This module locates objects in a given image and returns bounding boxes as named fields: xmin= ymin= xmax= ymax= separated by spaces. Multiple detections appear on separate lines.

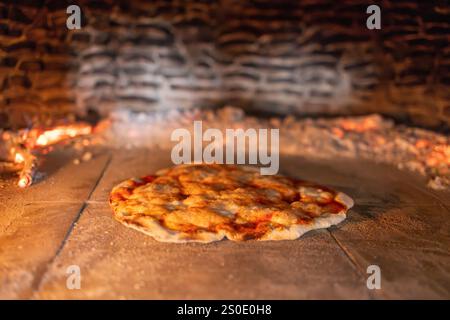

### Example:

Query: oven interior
xmin=0 ymin=0 xmax=449 ymax=299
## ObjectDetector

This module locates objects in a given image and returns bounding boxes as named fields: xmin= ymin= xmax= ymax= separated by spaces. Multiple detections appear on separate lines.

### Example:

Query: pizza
xmin=109 ymin=164 xmax=354 ymax=243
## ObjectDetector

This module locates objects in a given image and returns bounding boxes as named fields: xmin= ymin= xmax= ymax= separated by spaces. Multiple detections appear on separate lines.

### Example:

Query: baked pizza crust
xmin=110 ymin=164 xmax=354 ymax=243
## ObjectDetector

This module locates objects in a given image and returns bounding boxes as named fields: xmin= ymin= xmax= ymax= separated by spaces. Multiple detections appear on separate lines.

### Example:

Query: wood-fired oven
xmin=0 ymin=0 xmax=449 ymax=300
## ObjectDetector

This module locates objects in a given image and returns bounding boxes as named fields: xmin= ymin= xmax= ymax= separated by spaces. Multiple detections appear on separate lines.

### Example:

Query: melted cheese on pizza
xmin=110 ymin=164 xmax=351 ymax=241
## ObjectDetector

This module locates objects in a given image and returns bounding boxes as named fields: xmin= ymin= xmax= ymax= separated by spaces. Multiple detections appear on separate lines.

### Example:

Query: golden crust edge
xmin=335 ymin=191 xmax=354 ymax=209
xmin=116 ymin=216 xmax=225 ymax=243
xmin=258 ymin=212 xmax=347 ymax=241
xmin=112 ymin=210 xmax=349 ymax=243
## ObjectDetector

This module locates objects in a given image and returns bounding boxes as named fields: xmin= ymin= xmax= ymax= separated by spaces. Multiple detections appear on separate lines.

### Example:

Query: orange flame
xmin=8 ymin=122 xmax=95 ymax=188
xmin=34 ymin=124 xmax=92 ymax=147
xmin=14 ymin=152 xmax=25 ymax=163
xmin=426 ymin=144 xmax=450 ymax=167
xmin=340 ymin=117 xmax=380 ymax=132
xmin=18 ymin=175 xmax=31 ymax=188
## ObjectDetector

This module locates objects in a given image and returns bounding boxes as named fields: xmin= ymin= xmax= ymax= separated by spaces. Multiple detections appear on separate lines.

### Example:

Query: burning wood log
xmin=0 ymin=122 xmax=95 ymax=188
xmin=0 ymin=161 xmax=23 ymax=173
xmin=17 ymin=152 xmax=37 ymax=188
xmin=38 ymin=125 xmax=92 ymax=147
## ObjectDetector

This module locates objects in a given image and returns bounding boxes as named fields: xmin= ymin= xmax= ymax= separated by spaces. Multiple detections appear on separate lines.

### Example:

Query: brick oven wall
xmin=0 ymin=0 xmax=449 ymax=129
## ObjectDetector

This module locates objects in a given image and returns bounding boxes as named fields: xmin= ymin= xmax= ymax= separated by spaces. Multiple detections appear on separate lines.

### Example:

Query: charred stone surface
xmin=0 ymin=0 xmax=449 ymax=128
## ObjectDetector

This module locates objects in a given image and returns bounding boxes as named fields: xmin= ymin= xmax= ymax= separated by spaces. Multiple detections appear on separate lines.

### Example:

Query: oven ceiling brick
xmin=0 ymin=0 xmax=449 ymax=129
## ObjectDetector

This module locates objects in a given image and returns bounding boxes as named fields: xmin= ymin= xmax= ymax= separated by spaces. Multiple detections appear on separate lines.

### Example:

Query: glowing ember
xmin=426 ymin=144 xmax=450 ymax=169
xmin=14 ymin=152 xmax=25 ymax=163
xmin=331 ymin=127 xmax=344 ymax=138
xmin=415 ymin=139 xmax=430 ymax=149
xmin=0 ymin=122 xmax=96 ymax=188
xmin=339 ymin=116 xmax=380 ymax=132
xmin=34 ymin=124 xmax=92 ymax=147
xmin=18 ymin=175 xmax=31 ymax=188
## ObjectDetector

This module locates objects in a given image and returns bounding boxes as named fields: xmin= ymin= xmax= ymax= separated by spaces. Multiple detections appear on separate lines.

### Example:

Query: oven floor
xmin=0 ymin=147 xmax=449 ymax=299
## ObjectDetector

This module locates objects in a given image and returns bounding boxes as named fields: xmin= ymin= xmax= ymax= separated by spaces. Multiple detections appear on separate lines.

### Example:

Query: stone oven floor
xmin=0 ymin=147 xmax=449 ymax=299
